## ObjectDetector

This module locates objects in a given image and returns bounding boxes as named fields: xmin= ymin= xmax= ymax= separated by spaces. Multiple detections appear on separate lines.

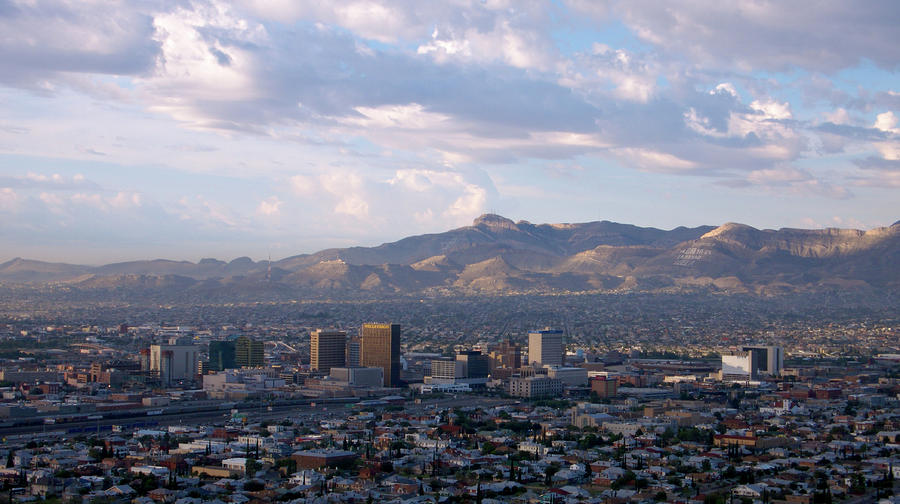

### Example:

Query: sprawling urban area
xmin=0 ymin=293 xmax=898 ymax=504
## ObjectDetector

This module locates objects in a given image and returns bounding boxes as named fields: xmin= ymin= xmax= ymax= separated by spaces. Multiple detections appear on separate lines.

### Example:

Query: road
xmin=0 ymin=395 xmax=516 ymax=440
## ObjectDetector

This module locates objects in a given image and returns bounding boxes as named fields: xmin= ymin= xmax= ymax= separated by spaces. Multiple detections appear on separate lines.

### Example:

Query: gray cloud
xmin=0 ymin=0 xmax=162 ymax=89
xmin=591 ymin=1 xmax=900 ymax=73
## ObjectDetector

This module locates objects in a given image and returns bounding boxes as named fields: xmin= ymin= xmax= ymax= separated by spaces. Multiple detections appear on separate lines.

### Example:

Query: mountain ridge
xmin=2 ymin=215 xmax=898 ymax=296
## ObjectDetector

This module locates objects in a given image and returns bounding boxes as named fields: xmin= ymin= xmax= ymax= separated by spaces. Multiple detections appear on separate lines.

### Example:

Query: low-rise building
xmin=509 ymin=376 xmax=563 ymax=398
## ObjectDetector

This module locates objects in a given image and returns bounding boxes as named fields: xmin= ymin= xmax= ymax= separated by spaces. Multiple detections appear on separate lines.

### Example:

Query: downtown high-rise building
xmin=741 ymin=345 xmax=784 ymax=377
xmin=310 ymin=330 xmax=347 ymax=373
xmin=149 ymin=336 xmax=199 ymax=386
xmin=345 ymin=336 xmax=361 ymax=367
xmin=235 ymin=336 xmax=265 ymax=368
xmin=360 ymin=323 xmax=401 ymax=387
xmin=528 ymin=328 xmax=564 ymax=367
xmin=489 ymin=338 xmax=522 ymax=370
xmin=456 ymin=350 xmax=490 ymax=379
xmin=207 ymin=340 xmax=236 ymax=372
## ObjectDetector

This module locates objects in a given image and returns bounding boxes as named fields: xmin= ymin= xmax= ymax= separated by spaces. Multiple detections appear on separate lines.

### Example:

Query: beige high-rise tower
xmin=360 ymin=323 xmax=401 ymax=387
xmin=310 ymin=330 xmax=347 ymax=373
xmin=528 ymin=328 xmax=564 ymax=367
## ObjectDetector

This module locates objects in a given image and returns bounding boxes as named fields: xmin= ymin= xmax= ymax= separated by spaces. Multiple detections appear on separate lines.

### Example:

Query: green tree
xmin=245 ymin=458 xmax=261 ymax=476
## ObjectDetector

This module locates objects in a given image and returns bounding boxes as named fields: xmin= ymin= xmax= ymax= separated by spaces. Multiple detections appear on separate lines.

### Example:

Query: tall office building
xmin=360 ymin=323 xmax=401 ymax=387
xmin=149 ymin=337 xmax=199 ymax=386
xmin=235 ymin=336 xmax=265 ymax=368
xmin=208 ymin=340 xmax=236 ymax=372
xmin=456 ymin=350 xmax=490 ymax=379
xmin=741 ymin=345 xmax=783 ymax=376
xmin=346 ymin=336 xmax=361 ymax=367
xmin=721 ymin=351 xmax=755 ymax=381
xmin=528 ymin=328 xmax=564 ymax=367
xmin=310 ymin=330 xmax=347 ymax=373
xmin=429 ymin=359 xmax=464 ymax=381
xmin=489 ymin=338 xmax=521 ymax=371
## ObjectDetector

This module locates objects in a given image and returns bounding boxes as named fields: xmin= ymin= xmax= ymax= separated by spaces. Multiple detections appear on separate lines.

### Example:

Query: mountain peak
xmin=701 ymin=222 xmax=757 ymax=239
xmin=473 ymin=213 xmax=517 ymax=230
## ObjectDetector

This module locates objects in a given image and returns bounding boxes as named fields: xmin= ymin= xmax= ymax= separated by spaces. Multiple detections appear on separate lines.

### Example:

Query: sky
xmin=1 ymin=1 xmax=899 ymax=264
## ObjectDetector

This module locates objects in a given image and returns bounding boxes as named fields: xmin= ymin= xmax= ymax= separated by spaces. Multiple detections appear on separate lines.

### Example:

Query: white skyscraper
xmin=741 ymin=345 xmax=784 ymax=376
xmin=528 ymin=328 xmax=564 ymax=367
xmin=150 ymin=336 xmax=199 ymax=386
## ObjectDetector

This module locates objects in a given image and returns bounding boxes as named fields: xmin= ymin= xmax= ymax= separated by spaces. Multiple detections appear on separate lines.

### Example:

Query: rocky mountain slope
xmin=2 ymin=215 xmax=897 ymax=296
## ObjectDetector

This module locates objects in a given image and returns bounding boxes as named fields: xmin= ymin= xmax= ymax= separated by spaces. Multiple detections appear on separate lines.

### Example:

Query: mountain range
xmin=2 ymin=214 xmax=898 ymax=297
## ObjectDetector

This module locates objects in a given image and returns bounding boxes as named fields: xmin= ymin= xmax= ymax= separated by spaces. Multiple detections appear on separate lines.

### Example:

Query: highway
xmin=0 ymin=395 xmax=515 ymax=440
xmin=0 ymin=399 xmax=356 ymax=439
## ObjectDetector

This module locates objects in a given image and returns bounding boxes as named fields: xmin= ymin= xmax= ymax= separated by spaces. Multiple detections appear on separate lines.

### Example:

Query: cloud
xmin=851 ymin=157 xmax=900 ymax=188
xmin=0 ymin=172 xmax=100 ymax=190
xmin=2 ymin=0 xmax=899 ymax=262
xmin=0 ymin=187 xmax=20 ymax=212
xmin=720 ymin=165 xmax=852 ymax=199
xmin=417 ymin=18 xmax=557 ymax=71
xmin=171 ymin=194 xmax=257 ymax=232
xmin=582 ymin=1 xmax=900 ymax=73
xmin=0 ymin=0 xmax=161 ymax=89
xmin=561 ymin=45 xmax=661 ymax=103
xmin=282 ymin=166 xmax=495 ymax=232
xmin=289 ymin=174 xmax=317 ymax=196
xmin=389 ymin=168 xmax=487 ymax=220
xmin=141 ymin=1 xmax=267 ymax=130
xmin=869 ymin=111 xmax=900 ymax=160
xmin=614 ymin=148 xmax=697 ymax=173
xmin=256 ymin=196 xmax=282 ymax=216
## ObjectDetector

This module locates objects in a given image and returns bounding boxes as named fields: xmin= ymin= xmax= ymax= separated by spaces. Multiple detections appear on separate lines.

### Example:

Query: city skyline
xmin=1 ymin=2 xmax=899 ymax=263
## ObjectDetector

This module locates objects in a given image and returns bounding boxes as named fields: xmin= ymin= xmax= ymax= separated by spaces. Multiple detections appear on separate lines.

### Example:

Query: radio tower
xmin=266 ymin=252 xmax=271 ymax=282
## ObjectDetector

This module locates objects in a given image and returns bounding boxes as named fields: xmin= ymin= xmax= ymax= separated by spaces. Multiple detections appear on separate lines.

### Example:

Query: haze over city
xmin=1 ymin=1 xmax=899 ymax=263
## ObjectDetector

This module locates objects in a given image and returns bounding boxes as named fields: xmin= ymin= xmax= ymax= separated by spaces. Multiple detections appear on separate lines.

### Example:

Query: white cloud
xmin=615 ymin=148 xmax=697 ymax=173
xmin=712 ymin=83 xmax=739 ymax=98
xmin=109 ymin=191 xmax=143 ymax=209
xmin=750 ymin=99 xmax=792 ymax=121
xmin=142 ymin=1 xmax=266 ymax=128
xmin=0 ymin=187 xmax=20 ymax=212
xmin=873 ymin=111 xmax=899 ymax=133
xmin=289 ymin=174 xmax=317 ymax=196
xmin=872 ymin=111 xmax=900 ymax=160
xmin=347 ymin=103 xmax=450 ymax=130
xmin=824 ymin=108 xmax=851 ymax=125
xmin=38 ymin=192 xmax=65 ymax=210
xmin=71 ymin=193 xmax=107 ymax=210
xmin=256 ymin=196 xmax=282 ymax=216
xmin=445 ymin=184 xmax=487 ymax=219
xmin=418 ymin=19 xmax=556 ymax=71
xmin=334 ymin=193 xmax=370 ymax=219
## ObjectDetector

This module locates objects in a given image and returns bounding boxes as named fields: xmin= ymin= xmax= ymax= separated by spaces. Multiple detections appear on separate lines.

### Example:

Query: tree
xmin=544 ymin=464 xmax=560 ymax=486
xmin=245 ymin=458 xmax=261 ymax=476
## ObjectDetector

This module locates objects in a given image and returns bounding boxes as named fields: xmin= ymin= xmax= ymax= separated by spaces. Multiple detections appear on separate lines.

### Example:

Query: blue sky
xmin=0 ymin=1 xmax=898 ymax=264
